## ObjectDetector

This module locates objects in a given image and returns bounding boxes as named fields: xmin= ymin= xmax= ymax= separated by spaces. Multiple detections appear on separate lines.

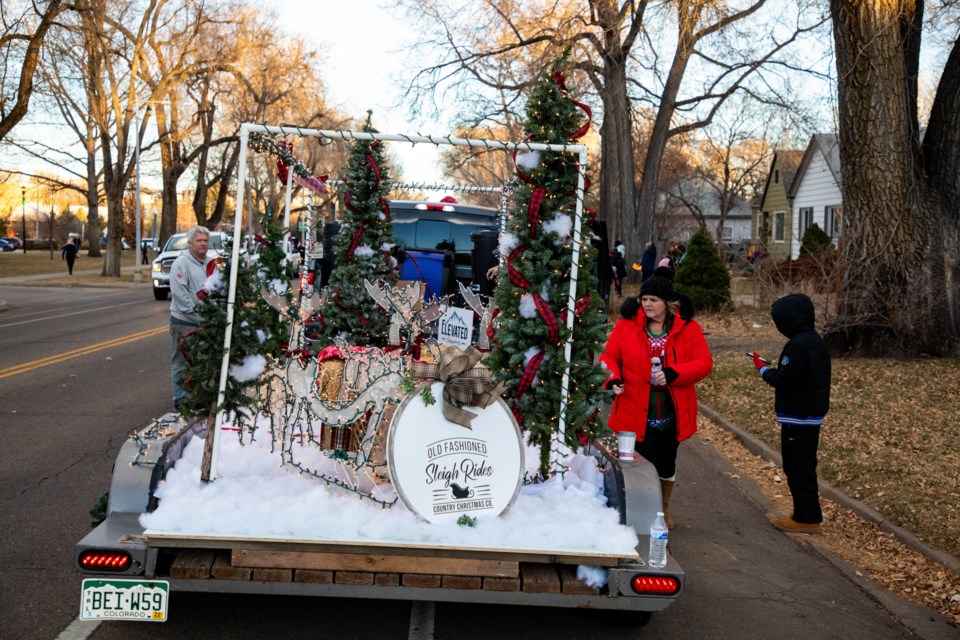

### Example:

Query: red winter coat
xmin=600 ymin=315 xmax=713 ymax=442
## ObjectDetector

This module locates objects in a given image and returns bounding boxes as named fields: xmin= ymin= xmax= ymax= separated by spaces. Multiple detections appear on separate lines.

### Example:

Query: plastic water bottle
xmin=648 ymin=512 xmax=669 ymax=568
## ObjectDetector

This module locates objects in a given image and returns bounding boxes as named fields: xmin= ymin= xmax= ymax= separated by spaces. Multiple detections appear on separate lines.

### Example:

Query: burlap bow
xmin=411 ymin=346 xmax=506 ymax=429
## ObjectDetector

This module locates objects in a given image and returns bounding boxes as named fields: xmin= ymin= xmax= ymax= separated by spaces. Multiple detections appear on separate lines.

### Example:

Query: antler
xmin=458 ymin=282 xmax=497 ymax=350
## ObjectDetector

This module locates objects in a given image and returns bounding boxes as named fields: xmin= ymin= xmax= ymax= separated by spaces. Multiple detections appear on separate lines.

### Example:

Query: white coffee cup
xmin=617 ymin=431 xmax=636 ymax=460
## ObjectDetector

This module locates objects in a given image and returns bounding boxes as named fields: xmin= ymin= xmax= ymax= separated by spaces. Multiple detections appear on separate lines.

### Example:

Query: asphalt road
xmin=0 ymin=285 xmax=951 ymax=640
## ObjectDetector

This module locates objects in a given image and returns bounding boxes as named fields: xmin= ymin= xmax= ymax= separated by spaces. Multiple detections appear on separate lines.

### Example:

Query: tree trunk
xmin=598 ymin=50 xmax=634 ymax=249
xmin=84 ymin=119 xmax=101 ymax=257
xmin=102 ymin=189 xmax=124 ymax=276
xmin=828 ymin=0 xmax=955 ymax=355
xmin=633 ymin=38 xmax=692 ymax=255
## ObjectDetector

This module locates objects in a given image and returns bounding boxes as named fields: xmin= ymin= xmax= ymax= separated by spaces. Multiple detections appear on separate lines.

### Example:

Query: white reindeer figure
xmin=458 ymin=282 xmax=498 ymax=350
xmin=364 ymin=279 xmax=441 ymax=348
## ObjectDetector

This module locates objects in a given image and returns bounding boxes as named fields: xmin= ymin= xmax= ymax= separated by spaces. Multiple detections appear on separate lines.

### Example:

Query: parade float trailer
xmin=74 ymin=125 xmax=684 ymax=626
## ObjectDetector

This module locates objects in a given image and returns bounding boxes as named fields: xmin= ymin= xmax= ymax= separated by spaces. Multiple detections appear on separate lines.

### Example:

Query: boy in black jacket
xmin=751 ymin=293 xmax=831 ymax=533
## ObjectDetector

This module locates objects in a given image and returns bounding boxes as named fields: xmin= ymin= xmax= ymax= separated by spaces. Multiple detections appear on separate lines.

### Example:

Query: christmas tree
xmin=318 ymin=112 xmax=397 ymax=347
xmin=487 ymin=56 xmax=610 ymax=478
xmin=179 ymin=214 xmax=295 ymax=479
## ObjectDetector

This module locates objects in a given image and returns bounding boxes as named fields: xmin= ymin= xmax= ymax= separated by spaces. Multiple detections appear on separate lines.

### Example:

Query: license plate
xmin=80 ymin=578 xmax=169 ymax=622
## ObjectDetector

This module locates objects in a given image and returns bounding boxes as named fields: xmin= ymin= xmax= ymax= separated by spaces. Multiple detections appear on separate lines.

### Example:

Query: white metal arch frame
xmin=209 ymin=123 xmax=590 ymax=479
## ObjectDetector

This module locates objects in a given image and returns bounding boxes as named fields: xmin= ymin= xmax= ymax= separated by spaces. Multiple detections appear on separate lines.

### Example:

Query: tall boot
xmin=660 ymin=479 xmax=675 ymax=529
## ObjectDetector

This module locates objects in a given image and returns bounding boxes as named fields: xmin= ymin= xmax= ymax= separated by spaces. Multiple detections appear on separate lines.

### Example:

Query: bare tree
xmin=0 ymin=0 xmax=65 ymax=142
xmin=664 ymin=98 xmax=776 ymax=245
xmin=827 ymin=0 xmax=960 ymax=355
xmin=395 ymin=0 xmax=828 ymax=252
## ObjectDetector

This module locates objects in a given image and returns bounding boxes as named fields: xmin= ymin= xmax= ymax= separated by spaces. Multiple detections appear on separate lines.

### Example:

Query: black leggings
xmin=636 ymin=423 xmax=679 ymax=479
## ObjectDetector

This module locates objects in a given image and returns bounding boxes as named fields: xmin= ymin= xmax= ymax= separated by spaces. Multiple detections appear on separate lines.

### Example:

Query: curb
xmin=698 ymin=402 xmax=960 ymax=575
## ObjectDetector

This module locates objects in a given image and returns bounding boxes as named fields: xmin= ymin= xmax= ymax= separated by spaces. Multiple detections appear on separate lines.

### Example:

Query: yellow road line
xmin=0 ymin=326 xmax=167 ymax=380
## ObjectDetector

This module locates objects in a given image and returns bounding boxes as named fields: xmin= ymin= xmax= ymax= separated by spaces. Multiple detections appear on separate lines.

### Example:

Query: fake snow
xmin=519 ymin=294 xmax=538 ymax=318
xmin=499 ymin=232 xmax=519 ymax=258
xmin=543 ymin=214 xmax=572 ymax=243
xmin=266 ymin=279 xmax=288 ymax=295
xmin=140 ymin=424 xmax=638 ymax=565
xmin=202 ymin=269 xmax=224 ymax=293
xmin=515 ymin=151 xmax=541 ymax=169
xmin=228 ymin=355 xmax=267 ymax=382
xmin=354 ymin=245 xmax=375 ymax=258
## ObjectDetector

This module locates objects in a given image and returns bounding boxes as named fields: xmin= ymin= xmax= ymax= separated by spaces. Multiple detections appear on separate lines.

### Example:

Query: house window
xmin=773 ymin=211 xmax=785 ymax=243
xmin=826 ymin=205 xmax=842 ymax=239
xmin=722 ymin=226 xmax=733 ymax=240
xmin=799 ymin=207 xmax=813 ymax=236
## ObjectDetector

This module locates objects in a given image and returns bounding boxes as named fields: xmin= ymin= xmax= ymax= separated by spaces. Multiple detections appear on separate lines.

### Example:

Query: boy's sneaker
xmin=772 ymin=517 xmax=822 ymax=534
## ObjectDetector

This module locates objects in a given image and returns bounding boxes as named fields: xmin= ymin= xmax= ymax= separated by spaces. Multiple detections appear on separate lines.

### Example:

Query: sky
xmin=274 ymin=3 xmax=449 ymax=189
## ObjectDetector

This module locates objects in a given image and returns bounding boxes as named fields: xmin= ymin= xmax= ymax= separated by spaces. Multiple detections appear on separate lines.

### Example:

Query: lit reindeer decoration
xmin=458 ymin=282 xmax=498 ymax=350
xmin=364 ymin=279 xmax=442 ymax=349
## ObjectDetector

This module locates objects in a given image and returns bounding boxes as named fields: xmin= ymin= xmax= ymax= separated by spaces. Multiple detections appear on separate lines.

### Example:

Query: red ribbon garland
xmin=528 ymin=187 xmax=545 ymax=238
xmin=515 ymin=350 xmax=545 ymax=400
xmin=486 ymin=307 xmax=500 ymax=344
xmin=559 ymin=294 xmax=592 ymax=323
xmin=552 ymin=71 xmax=593 ymax=140
xmin=380 ymin=198 xmax=391 ymax=222
xmin=512 ymin=403 xmax=524 ymax=427
xmin=345 ymin=221 xmax=365 ymax=264
xmin=366 ymin=154 xmax=381 ymax=186
xmin=533 ymin=292 xmax=560 ymax=345
xmin=506 ymin=246 xmax=531 ymax=289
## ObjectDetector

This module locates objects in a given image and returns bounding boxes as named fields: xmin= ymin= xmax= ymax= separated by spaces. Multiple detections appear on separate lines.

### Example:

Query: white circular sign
xmin=387 ymin=382 xmax=523 ymax=524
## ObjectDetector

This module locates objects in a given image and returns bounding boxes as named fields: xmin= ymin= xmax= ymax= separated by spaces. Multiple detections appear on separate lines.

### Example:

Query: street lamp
xmin=134 ymin=107 xmax=143 ymax=283
xmin=21 ymin=186 xmax=27 ymax=254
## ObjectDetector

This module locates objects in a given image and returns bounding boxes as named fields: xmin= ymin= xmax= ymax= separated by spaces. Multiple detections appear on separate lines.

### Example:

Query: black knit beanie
xmin=639 ymin=275 xmax=676 ymax=301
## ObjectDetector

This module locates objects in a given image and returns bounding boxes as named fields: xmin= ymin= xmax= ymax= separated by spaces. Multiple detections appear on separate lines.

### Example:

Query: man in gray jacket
xmin=169 ymin=226 xmax=211 ymax=410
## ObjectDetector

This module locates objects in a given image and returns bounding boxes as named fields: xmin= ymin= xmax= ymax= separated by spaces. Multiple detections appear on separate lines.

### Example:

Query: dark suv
xmin=318 ymin=200 xmax=500 ymax=296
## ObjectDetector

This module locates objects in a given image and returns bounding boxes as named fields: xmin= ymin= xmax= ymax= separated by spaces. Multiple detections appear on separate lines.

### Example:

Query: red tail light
xmin=79 ymin=550 xmax=132 ymax=572
xmin=631 ymin=575 xmax=680 ymax=595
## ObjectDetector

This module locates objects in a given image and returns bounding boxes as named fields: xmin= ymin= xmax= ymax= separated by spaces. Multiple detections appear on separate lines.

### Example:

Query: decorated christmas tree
xmin=487 ymin=56 xmax=610 ymax=478
xmin=318 ymin=112 xmax=397 ymax=347
xmin=179 ymin=213 xmax=294 ymax=428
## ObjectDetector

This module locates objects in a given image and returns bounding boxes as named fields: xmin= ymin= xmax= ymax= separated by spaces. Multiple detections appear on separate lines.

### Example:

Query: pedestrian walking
xmin=640 ymin=241 xmax=657 ymax=282
xmin=751 ymin=293 xmax=831 ymax=533
xmin=609 ymin=249 xmax=627 ymax=296
xmin=601 ymin=273 xmax=713 ymax=528
xmin=61 ymin=239 xmax=78 ymax=275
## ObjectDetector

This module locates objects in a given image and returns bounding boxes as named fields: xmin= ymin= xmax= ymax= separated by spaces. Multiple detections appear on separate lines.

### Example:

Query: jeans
xmin=781 ymin=423 xmax=822 ymax=524
xmin=170 ymin=319 xmax=199 ymax=409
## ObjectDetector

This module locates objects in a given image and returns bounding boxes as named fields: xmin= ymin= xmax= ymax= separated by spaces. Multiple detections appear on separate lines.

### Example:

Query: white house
xmin=786 ymin=133 xmax=843 ymax=259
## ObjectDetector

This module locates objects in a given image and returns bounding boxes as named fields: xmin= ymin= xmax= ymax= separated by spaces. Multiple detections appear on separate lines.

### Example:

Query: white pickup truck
xmin=75 ymin=413 xmax=684 ymax=626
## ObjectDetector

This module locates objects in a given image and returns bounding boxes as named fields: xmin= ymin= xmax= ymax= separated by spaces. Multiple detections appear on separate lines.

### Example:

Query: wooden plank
xmin=211 ymin=552 xmax=251 ymax=581
xmin=252 ymin=567 xmax=292 ymax=582
xmin=375 ymin=573 xmax=400 ymax=586
xmin=521 ymin=563 xmax=560 ymax=594
xmin=441 ymin=575 xmax=482 ymax=590
xmin=402 ymin=573 xmax=441 ymax=588
xmin=294 ymin=569 xmax=333 ymax=584
xmin=232 ymin=549 xmax=518 ymax=577
xmin=557 ymin=564 xmax=601 ymax=595
xmin=335 ymin=571 xmax=375 ymax=586
xmin=170 ymin=549 xmax=216 ymax=579
xmin=482 ymin=576 xmax=521 ymax=592
xmin=146 ymin=532 xmax=633 ymax=565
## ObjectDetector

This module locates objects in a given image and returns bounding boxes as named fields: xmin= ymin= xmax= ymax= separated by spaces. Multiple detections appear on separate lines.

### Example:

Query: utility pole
xmin=21 ymin=186 xmax=27 ymax=254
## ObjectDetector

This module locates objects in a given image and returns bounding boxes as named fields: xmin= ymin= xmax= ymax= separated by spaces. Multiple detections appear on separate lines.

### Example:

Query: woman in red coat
xmin=600 ymin=273 xmax=713 ymax=527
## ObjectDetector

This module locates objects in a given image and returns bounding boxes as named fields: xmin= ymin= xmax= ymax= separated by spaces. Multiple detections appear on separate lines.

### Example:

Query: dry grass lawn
xmin=0 ymin=249 xmax=146 ymax=285
xmin=609 ymin=282 xmax=959 ymax=622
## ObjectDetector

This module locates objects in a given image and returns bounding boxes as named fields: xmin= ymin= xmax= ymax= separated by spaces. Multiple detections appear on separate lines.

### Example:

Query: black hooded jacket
xmin=761 ymin=293 xmax=831 ymax=422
